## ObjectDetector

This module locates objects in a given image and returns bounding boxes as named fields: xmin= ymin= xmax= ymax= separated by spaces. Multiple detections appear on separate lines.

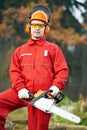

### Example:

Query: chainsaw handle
xmin=54 ymin=92 xmax=64 ymax=104
xmin=45 ymin=90 xmax=64 ymax=103
xmin=28 ymin=92 xmax=34 ymax=98
xmin=30 ymin=90 xmax=52 ymax=105
xmin=29 ymin=90 xmax=64 ymax=105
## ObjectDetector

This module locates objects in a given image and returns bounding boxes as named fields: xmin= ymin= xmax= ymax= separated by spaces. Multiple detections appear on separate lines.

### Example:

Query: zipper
xmin=33 ymin=46 xmax=36 ymax=68
xmin=32 ymin=45 xmax=36 ymax=93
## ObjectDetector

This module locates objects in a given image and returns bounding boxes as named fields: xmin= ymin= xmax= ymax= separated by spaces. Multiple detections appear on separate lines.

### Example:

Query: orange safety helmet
xmin=25 ymin=5 xmax=51 ymax=34
xmin=30 ymin=10 xmax=48 ymax=24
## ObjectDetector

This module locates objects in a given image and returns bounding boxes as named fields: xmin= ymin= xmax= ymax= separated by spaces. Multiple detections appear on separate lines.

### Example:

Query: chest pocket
xmin=35 ymin=49 xmax=52 ymax=68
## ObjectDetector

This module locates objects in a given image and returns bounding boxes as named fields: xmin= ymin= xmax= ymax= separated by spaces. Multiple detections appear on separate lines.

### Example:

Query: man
xmin=0 ymin=5 xmax=69 ymax=130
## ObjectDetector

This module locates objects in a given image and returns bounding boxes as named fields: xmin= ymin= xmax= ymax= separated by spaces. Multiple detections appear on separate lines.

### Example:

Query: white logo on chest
xmin=44 ymin=50 xmax=48 ymax=56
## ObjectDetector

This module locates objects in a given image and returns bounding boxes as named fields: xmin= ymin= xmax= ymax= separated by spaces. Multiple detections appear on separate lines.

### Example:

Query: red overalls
xmin=0 ymin=37 xmax=69 ymax=130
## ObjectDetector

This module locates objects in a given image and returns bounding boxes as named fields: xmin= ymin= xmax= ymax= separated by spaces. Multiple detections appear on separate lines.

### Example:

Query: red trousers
xmin=0 ymin=88 xmax=51 ymax=130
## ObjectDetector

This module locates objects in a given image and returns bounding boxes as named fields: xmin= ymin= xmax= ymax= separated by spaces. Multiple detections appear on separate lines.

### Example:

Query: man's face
xmin=30 ymin=20 xmax=46 ymax=40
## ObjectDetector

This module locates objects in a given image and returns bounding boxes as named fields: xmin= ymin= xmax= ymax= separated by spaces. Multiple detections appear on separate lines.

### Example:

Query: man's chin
xmin=32 ymin=36 xmax=42 ymax=40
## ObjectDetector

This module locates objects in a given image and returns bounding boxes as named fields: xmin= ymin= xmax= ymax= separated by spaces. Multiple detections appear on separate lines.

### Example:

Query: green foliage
xmin=0 ymin=0 xmax=31 ymax=10
xmin=8 ymin=107 xmax=28 ymax=120
xmin=57 ymin=96 xmax=72 ymax=106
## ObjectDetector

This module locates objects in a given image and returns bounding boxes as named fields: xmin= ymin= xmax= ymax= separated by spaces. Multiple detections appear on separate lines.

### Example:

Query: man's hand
xmin=49 ymin=86 xmax=60 ymax=97
xmin=18 ymin=88 xmax=29 ymax=99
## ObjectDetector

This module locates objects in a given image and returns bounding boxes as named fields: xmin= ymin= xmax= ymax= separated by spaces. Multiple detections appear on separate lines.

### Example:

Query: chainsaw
xmin=25 ymin=90 xmax=81 ymax=124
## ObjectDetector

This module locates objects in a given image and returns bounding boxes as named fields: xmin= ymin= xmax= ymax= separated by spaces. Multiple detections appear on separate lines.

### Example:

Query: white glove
xmin=18 ymin=88 xmax=29 ymax=99
xmin=49 ymin=86 xmax=60 ymax=97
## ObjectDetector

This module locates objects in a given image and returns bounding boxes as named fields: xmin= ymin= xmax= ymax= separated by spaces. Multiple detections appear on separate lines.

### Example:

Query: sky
xmin=76 ymin=0 xmax=86 ymax=2
xmin=73 ymin=0 xmax=86 ymax=23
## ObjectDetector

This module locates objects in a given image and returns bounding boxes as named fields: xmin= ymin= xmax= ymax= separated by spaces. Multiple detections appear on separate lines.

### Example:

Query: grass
xmin=8 ymin=107 xmax=28 ymax=120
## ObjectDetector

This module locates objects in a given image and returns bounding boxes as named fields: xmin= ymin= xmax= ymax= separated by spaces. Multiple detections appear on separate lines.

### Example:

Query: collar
xmin=27 ymin=37 xmax=46 ymax=46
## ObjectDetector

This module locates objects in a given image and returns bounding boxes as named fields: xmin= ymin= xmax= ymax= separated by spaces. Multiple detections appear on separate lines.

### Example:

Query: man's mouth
xmin=34 ymin=31 xmax=40 ymax=33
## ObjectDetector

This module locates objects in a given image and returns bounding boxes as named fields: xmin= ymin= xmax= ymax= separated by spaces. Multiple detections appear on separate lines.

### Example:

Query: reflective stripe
xmin=21 ymin=63 xmax=51 ymax=67
xmin=19 ymin=53 xmax=32 ymax=58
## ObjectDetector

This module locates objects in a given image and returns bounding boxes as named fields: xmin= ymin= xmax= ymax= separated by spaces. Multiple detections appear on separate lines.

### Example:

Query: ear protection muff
xmin=25 ymin=23 xmax=31 ymax=34
xmin=44 ymin=26 xmax=50 ymax=34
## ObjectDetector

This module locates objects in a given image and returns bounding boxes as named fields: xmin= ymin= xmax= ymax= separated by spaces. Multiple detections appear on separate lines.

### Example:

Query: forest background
xmin=0 ymin=0 xmax=87 ymax=101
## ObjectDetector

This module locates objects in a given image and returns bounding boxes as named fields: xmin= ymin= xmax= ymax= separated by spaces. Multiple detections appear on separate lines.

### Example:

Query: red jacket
xmin=9 ymin=37 xmax=69 ymax=93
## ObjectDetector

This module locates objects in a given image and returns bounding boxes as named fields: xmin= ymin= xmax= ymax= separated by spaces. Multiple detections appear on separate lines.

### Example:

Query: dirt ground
xmin=6 ymin=121 xmax=87 ymax=130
